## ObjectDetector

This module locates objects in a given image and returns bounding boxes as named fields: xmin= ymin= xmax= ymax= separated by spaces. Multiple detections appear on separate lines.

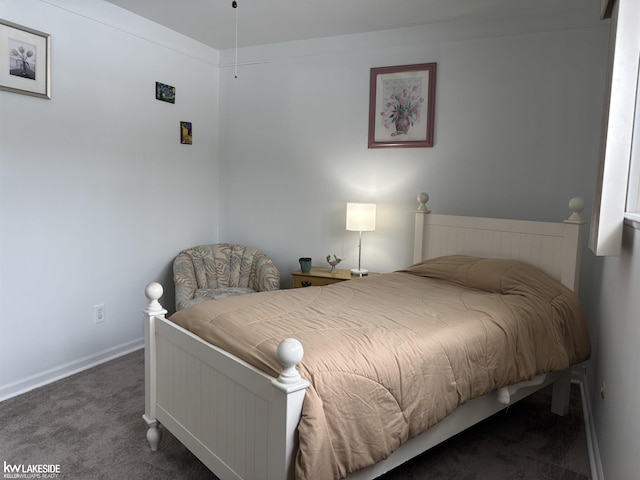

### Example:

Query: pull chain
xmin=232 ymin=1 xmax=238 ymax=78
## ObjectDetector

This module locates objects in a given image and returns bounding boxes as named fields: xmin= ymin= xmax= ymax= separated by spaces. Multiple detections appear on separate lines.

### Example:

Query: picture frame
xmin=368 ymin=63 xmax=436 ymax=148
xmin=180 ymin=121 xmax=192 ymax=145
xmin=155 ymin=81 xmax=175 ymax=103
xmin=0 ymin=19 xmax=51 ymax=99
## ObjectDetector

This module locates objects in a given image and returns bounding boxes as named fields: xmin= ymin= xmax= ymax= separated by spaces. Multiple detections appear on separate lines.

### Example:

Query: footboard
xmin=142 ymin=283 xmax=309 ymax=480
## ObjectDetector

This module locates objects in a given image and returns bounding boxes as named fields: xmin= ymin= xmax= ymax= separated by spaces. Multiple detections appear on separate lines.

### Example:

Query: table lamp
xmin=346 ymin=202 xmax=376 ymax=276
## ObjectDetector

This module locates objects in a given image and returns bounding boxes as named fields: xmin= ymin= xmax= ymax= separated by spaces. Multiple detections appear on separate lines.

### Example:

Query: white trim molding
xmin=0 ymin=338 xmax=143 ymax=402
xmin=572 ymin=368 xmax=605 ymax=480
xmin=624 ymin=212 xmax=640 ymax=229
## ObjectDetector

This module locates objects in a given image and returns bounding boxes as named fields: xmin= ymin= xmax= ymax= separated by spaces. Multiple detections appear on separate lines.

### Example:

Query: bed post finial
xmin=416 ymin=192 xmax=431 ymax=213
xmin=565 ymin=197 xmax=585 ymax=224
xmin=276 ymin=338 xmax=304 ymax=385
xmin=145 ymin=282 xmax=165 ymax=314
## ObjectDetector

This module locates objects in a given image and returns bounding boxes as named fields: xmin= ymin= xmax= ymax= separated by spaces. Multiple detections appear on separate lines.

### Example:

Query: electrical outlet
xmin=95 ymin=304 xmax=105 ymax=324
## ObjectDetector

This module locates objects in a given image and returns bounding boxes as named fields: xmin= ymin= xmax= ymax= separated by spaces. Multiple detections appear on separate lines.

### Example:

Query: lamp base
xmin=350 ymin=268 xmax=369 ymax=277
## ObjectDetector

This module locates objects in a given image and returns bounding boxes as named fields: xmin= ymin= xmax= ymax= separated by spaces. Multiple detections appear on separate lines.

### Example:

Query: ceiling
xmin=104 ymin=0 xmax=597 ymax=51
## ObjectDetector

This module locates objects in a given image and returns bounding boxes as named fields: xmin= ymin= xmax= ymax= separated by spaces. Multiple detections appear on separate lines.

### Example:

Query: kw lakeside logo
xmin=3 ymin=461 xmax=60 ymax=479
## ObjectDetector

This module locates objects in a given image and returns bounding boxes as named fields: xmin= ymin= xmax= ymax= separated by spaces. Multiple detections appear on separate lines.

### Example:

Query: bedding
xmin=169 ymin=255 xmax=591 ymax=480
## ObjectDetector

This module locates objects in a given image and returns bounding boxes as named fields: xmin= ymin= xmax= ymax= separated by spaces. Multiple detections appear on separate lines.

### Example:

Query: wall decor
xmin=0 ymin=19 xmax=50 ymax=99
xmin=155 ymin=81 xmax=175 ymax=103
xmin=368 ymin=63 xmax=436 ymax=148
xmin=180 ymin=121 xmax=192 ymax=145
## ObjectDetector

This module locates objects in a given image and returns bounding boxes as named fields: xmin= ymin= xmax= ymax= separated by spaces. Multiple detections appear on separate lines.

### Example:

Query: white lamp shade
xmin=346 ymin=203 xmax=376 ymax=232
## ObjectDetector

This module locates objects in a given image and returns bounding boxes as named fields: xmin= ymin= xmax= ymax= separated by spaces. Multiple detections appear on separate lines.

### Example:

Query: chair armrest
xmin=253 ymin=256 xmax=281 ymax=291
xmin=173 ymin=253 xmax=199 ymax=311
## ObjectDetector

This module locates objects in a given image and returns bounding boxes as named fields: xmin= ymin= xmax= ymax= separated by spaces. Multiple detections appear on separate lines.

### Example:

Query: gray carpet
xmin=0 ymin=350 xmax=590 ymax=479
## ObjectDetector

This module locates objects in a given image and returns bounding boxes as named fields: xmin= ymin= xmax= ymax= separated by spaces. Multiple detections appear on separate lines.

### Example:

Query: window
xmin=589 ymin=0 xmax=640 ymax=255
xmin=624 ymin=65 xmax=640 ymax=229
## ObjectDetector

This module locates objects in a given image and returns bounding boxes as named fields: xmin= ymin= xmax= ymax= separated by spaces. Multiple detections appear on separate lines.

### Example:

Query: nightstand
xmin=291 ymin=267 xmax=375 ymax=288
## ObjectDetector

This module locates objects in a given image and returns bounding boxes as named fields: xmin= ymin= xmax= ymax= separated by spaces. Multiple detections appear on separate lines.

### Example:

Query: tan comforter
xmin=169 ymin=255 xmax=591 ymax=480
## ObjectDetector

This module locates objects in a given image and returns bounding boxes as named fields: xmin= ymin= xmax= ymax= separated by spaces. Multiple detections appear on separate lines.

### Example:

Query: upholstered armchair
xmin=173 ymin=243 xmax=280 ymax=311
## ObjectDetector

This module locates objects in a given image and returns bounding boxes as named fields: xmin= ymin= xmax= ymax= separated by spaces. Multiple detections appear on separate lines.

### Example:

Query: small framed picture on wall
xmin=180 ymin=121 xmax=192 ymax=145
xmin=156 ymin=82 xmax=175 ymax=103
xmin=0 ymin=19 xmax=51 ymax=99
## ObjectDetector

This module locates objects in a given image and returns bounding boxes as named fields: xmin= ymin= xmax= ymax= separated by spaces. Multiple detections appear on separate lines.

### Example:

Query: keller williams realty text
xmin=3 ymin=462 xmax=60 ymax=478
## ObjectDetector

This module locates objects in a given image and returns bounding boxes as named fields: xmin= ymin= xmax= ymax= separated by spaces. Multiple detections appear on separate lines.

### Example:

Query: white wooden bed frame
xmin=143 ymin=193 xmax=586 ymax=480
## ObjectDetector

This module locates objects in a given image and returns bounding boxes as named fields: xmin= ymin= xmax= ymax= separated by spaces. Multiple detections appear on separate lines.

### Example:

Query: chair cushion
xmin=196 ymin=287 xmax=257 ymax=300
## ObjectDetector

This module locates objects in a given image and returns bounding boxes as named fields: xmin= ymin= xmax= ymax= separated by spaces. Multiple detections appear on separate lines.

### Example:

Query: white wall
xmin=589 ymin=226 xmax=640 ymax=479
xmin=0 ymin=0 xmax=220 ymax=399
xmin=218 ymin=8 xmax=609 ymax=290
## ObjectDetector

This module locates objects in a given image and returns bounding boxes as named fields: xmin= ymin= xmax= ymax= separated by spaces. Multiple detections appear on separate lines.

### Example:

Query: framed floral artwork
xmin=0 ymin=19 xmax=51 ymax=99
xmin=368 ymin=63 xmax=436 ymax=148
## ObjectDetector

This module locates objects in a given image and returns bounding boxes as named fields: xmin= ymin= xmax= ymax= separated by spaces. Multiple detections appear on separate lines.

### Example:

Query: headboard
xmin=412 ymin=193 xmax=586 ymax=293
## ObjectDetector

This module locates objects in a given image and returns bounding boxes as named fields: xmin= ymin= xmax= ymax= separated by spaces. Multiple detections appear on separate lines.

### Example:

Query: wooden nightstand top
xmin=293 ymin=267 xmax=352 ymax=280
xmin=291 ymin=267 xmax=378 ymax=288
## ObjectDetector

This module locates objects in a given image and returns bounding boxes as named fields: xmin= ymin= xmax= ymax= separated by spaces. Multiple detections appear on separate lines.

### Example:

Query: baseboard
xmin=0 ymin=338 xmax=144 ymax=402
xmin=572 ymin=367 xmax=605 ymax=480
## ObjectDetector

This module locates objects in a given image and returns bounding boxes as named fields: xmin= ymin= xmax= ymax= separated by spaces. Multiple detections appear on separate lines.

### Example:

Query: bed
xmin=142 ymin=192 xmax=590 ymax=480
